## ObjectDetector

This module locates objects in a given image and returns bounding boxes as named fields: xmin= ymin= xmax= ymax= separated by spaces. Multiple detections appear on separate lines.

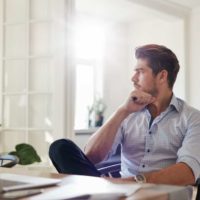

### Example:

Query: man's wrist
xmin=117 ymin=107 xmax=131 ymax=118
xmin=134 ymin=174 xmax=147 ymax=183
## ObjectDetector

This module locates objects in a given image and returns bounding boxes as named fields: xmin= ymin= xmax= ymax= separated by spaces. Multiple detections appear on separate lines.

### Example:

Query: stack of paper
xmin=30 ymin=175 xmax=141 ymax=200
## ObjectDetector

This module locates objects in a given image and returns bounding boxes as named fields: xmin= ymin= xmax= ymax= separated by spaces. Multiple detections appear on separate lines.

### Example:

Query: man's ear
xmin=158 ymin=70 xmax=168 ymax=83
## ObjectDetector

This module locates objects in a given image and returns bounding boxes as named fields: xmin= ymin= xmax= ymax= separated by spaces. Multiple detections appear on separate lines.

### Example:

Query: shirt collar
xmin=169 ymin=93 xmax=181 ymax=112
xmin=144 ymin=93 xmax=181 ymax=114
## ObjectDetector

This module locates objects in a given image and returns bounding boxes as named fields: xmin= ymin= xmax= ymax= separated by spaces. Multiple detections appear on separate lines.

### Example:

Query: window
xmin=75 ymin=63 xmax=94 ymax=129
xmin=74 ymin=15 xmax=105 ymax=130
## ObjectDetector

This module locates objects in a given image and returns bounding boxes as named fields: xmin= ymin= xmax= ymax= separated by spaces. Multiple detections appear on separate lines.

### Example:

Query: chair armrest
xmin=194 ymin=178 xmax=200 ymax=200
xmin=97 ymin=163 xmax=121 ymax=177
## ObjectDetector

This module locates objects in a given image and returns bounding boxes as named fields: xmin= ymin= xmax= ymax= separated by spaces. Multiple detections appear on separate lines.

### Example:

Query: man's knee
xmin=49 ymin=139 xmax=77 ymax=158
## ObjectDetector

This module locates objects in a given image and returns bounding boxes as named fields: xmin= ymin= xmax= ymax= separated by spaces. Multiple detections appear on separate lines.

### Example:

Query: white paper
xmin=30 ymin=176 xmax=141 ymax=200
xmin=0 ymin=173 xmax=61 ymax=192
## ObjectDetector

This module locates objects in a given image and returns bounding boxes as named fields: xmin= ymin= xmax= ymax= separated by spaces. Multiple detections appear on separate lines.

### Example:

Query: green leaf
xmin=9 ymin=143 xmax=41 ymax=165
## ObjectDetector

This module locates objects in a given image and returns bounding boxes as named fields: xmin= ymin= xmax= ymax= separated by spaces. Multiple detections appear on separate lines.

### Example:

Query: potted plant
xmin=9 ymin=143 xmax=41 ymax=165
xmin=87 ymin=97 xmax=106 ymax=127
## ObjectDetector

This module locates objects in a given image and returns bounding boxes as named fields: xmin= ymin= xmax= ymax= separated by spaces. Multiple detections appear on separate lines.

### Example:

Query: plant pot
xmin=95 ymin=114 xmax=104 ymax=127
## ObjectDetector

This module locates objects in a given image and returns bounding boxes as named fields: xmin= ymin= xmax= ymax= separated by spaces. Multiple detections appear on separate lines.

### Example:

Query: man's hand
xmin=121 ymin=90 xmax=155 ymax=114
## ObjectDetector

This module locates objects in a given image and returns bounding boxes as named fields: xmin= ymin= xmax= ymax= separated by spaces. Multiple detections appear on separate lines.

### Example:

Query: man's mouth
xmin=134 ymin=83 xmax=140 ymax=89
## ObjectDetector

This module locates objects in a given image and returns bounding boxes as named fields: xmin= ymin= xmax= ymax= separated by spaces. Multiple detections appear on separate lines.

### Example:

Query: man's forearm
xmin=120 ymin=162 xmax=195 ymax=186
xmin=84 ymin=107 xmax=129 ymax=164
xmin=144 ymin=162 xmax=195 ymax=185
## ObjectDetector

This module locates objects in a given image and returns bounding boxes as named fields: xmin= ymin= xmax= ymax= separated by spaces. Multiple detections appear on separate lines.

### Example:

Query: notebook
xmin=0 ymin=173 xmax=61 ymax=193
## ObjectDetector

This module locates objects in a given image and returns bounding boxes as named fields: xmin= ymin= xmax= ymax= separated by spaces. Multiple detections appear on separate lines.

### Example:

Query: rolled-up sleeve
xmin=177 ymin=110 xmax=200 ymax=182
xmin=177 ymin=155 xmax=200 ymax=181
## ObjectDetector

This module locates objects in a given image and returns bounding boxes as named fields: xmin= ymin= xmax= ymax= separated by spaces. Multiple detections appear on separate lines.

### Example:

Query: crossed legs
xmin=49 ymin=139 xmax=101 ymax=177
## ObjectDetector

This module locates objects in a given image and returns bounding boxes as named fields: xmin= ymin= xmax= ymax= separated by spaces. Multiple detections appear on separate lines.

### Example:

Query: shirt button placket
xmin=142 ymin=128 xmax=153 ymax=171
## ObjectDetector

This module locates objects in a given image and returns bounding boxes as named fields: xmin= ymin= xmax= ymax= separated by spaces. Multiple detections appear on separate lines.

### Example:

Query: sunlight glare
xmin=75 ymin=18 xmax=105 ymax=60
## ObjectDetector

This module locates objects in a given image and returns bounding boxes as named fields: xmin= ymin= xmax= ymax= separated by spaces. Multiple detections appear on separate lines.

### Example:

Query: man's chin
xmin=134 ymin=87 xmax=155 ymax=96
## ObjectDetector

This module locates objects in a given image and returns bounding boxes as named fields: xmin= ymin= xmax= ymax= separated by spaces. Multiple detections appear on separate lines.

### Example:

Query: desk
xmin=0 ymin=168 xmax=189 ymax=200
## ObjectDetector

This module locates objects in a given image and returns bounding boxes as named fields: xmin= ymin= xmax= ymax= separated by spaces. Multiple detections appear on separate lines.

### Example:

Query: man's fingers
xmin=131 ymin=96 xmax=138 ymax=102
xmin=131 ymin=94 xmax=155 ymax=105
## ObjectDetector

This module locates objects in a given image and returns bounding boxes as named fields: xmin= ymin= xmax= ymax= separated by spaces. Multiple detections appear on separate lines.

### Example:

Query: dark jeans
xmin=49 ymin=139 xmax=101 ymax=177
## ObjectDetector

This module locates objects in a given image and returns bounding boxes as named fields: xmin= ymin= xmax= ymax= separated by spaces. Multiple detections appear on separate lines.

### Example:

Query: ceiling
xmin=75 ymin=0 xmax=200 ymax=23
xmin=168 ymin=0 xmax=200 ymax=9
xmin=75 ymin=0 xmax=156 ymax=22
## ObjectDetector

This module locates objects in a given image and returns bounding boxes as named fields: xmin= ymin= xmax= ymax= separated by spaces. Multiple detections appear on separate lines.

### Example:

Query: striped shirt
xmin=111 ymin=94 xmax=200 ymax=181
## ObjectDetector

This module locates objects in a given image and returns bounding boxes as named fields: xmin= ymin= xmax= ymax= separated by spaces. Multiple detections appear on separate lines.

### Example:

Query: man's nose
xmin=131 ymin=73 xmax=137 ymax=82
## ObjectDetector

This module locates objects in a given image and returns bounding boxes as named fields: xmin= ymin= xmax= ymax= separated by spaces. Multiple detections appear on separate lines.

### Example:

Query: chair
xmin=95 ymin=144 xmax=121 ymax=178
xmin=0 ymin=154 xmax=19 ymax=168
xmin=195 ymin=179 xmax=200 ymax=200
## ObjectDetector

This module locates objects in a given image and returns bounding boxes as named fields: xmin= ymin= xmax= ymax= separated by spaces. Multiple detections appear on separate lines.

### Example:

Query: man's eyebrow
xmin=134 ymin=67 xmax=144 ymax=71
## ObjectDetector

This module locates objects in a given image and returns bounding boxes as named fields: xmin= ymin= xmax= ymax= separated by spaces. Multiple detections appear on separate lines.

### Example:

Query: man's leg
xmin=49 ymin=139 xmax=101 ymax=177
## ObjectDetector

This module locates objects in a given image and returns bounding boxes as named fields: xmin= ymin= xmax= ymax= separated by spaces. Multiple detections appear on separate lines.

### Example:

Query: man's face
xmin=131 ymin=58 xmax=159 ymax=96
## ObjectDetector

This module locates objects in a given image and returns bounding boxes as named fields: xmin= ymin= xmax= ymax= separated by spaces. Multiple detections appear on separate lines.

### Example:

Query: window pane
xmin=5 ymin=0 xmax=26 ymax=23
xmin=2 ymin=131 xmax=26 ymax=152
xmin=0 ymin=26 xmax=2 ymax=57
xmin=29 ymin=58 xmax=53 ymax=92
xmin=4 ymin=60 xmax=27 ymax=93
xmin=3 ymin=95 xmax=27 ymax=127
xmin=5 ymin=25 xmax=26 ymax=57
xmin=30 ymin=0 xmax=52 ymax=20
xmin=75 ymin=64 xmax=94 ymax=129
xmin=28 ymin=131 xmax=52 ymax=163
xmin=30 ymin=23 xmax=52 ymax=56
xmin=29 ymin=94 xmax=52 ymax=128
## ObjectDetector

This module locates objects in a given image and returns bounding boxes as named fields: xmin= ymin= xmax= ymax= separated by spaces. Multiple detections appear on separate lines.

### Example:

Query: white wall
xmin=189 ymin=7 xmax=200 ymax=109
xmin=103 ymin=22 xmax=131 ymax=120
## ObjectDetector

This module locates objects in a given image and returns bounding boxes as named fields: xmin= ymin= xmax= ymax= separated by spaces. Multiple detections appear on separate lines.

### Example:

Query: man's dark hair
xmin=135 ymin=44 xmax=180 ymax=88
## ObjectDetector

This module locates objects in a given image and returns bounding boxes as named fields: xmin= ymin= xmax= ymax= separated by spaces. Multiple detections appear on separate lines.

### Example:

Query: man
xmin=49 ymin=44 xmax=200 ymax=188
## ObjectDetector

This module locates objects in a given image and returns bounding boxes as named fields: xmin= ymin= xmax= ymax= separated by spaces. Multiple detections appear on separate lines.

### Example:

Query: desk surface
xmin=0 ymin=167 xmax=188 ymax=200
